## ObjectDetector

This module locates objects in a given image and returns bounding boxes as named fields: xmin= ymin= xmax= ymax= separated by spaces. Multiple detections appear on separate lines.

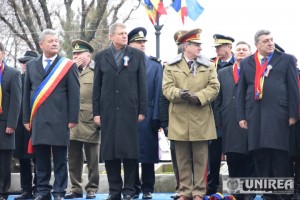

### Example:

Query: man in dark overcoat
xmin=93 ymin=23 xmax=147 ymax=200
xmin=14 ymin=50 xmax=39 ymax=200
xmin=127 ymin=27 xmax=162 ymax=200
xmin=214 ymin=41 xmax=255 ymax=200
xmin=0 ymin=42 xmax=22 ymax=200
xmin=237 ymin=30 xmax=299 ymax=200
xmin=23 ymin=29 xmax=80 ymax=200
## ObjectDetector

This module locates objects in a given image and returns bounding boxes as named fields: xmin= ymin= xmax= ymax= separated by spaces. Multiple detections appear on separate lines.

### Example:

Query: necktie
xmin=261 ymin=57 xmax=267 ymax=66
xmin=44 ymin=59 xmax=51 ymax=72
xmin=187 ymin=61 xmax=193 ymax=68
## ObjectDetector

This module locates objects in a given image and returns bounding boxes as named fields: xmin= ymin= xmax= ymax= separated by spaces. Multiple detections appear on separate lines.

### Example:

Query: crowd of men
xmin=0 ymin=22 xmax=299 ymax=200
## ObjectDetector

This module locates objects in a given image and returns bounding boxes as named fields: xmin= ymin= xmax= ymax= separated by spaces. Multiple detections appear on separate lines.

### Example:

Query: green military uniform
xmin=67 ymin=39 xmax=100 ymax=198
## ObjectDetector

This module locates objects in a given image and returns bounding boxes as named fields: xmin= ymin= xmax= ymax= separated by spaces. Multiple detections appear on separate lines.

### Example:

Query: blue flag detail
xmin=186 ymin=0 xmax=204 ymax=21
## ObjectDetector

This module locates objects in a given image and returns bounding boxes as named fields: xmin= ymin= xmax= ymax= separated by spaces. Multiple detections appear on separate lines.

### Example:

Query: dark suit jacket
xmin=93 ymin=45 xmax=147 ymax=160
xmin=237 ymin=51 xmax=299 ymax=151
xmin=23 ymin=55 xmax=80 ymax=146
xmin=0 ymin=63 xmax=22 ymax=150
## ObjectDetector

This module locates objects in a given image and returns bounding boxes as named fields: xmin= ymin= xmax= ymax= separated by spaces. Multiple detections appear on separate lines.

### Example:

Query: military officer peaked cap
xmin=173 ymin=30 xmax=188 ymax=44
xmin=72 ymin=39 xmax=94 ymax=53
xmin=128 ymin=27 xmax=147 ymax=44
xmin=18 ymin=50 xmax=38 ymax=64
xmin=177 ymin=28 xmax=202 ymax=45
xmin=213 ymin=34 xmax=235 ymax=46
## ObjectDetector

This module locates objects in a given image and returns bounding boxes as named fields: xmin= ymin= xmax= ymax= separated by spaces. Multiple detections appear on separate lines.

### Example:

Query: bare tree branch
xmin=38 ymin=0 xmax=52 ymax=29
xmin=28 ymin=0 xmax=43 ymax=31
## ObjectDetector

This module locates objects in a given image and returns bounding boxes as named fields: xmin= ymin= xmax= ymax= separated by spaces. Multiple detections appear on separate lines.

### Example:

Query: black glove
xmin=188 ymin=95 xmax=201 ymax=106
xmin=180 ymin=89 xmax=191 ymax=101
xmin=163 ymin=126 xmax=168 ymax=137
xmin=151 ymin=119 xmax=161 ymax=133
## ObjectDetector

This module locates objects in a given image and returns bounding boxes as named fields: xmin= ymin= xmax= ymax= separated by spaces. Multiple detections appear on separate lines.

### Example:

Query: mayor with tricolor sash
xmin=23 ymin=29 xmax=80 ymax=200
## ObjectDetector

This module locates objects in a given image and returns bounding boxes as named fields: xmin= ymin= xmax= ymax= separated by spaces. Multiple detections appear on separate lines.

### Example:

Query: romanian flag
xmin=150 ymin=0 xmax=167 ymax=15
xmin=172 ymin=0 xmax=187 ymax=24
xmin=144 ymin=0 xmax=157 ymax=25
xmin=172 ymin=0 xmax=204 ymax=24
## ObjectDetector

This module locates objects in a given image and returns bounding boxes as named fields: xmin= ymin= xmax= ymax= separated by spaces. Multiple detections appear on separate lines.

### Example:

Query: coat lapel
xmin=105 ymin=49 xmax=118 ymax=71
xmin=117 ymin=46 xmax=133 ymax=74
xmin=268 ymin=51 xmax=282 ymax=69
xmin=36 ymin=56 xmax=45 ymax=76
xmin=178 ymin=59 xmax=190 ymax=76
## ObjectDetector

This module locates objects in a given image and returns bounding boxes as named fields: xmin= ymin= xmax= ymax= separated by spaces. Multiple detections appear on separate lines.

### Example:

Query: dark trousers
xmin=0 ymin=150 xmax=12 ymax=196
xmin=170 ymin=141 xmax=179 ymax=191
xmin=35 ymin=145 xmax=68 ymax=196
xmin=207 ymin=137 xmax=222 ymax=193
xmin=134 ymin=163 xmax=155 ymax=194
xmin=226 ymin=152 xmax=256 ymax=178
xmin=19 ymin=158 xmax=37 ymax=193
xmin=252 ymin=148 xmax=289 ymax=177
xmin=105 ymin=159 xmax=137 ymax=199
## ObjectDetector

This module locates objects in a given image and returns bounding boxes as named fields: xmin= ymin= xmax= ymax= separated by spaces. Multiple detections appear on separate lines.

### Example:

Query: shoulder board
xmin=196 ymin=55 xmax=210 ymax=68
xmin=149 ymin=56 xmax=161 ymax=63
xmin=167 ymin=53 xmax=182 ymax=65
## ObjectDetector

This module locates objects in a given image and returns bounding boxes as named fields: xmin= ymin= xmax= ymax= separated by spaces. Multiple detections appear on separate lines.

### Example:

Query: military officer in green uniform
xmin=65 ymin=39 xmax=100 ymax=200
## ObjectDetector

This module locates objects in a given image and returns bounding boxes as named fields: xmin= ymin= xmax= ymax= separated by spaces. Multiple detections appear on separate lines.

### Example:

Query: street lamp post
xmin=154 ymin=1 xmax=163 ymax=58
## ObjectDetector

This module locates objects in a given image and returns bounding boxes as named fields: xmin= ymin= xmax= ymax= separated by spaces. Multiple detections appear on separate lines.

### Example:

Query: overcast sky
xmin=125 ymin=0 xmax=300 ymax=62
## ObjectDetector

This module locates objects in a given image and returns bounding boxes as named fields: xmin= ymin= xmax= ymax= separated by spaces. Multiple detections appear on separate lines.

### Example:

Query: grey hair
xmin=177 ymin=43 xmax=185 ymax=54
xmin=109 ymin=23 xmax=126 ymax=35
xmin=254 ymin=30 xmax=271 ymax=45
xmin=39 ymin=29 xmax=58 ymax=42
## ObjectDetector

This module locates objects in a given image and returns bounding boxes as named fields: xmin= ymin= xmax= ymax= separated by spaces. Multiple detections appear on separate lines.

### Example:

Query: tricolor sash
xmin=0 ymin=62 xmax=4 ymax=114
xmin=254 ymin=51 xmax=273 ymax=100
xmin=28 ymin=57 xmax=74 ymax=153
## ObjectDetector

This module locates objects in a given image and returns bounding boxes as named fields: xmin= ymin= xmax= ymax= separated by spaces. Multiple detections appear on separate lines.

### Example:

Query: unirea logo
xmin=223 ymin=176 xmax=294 ymax=194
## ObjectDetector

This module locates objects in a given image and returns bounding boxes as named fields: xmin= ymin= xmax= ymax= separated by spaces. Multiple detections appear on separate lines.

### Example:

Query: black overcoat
xmin=0 ymin=63 xmax=22 ymax=150
xmin=23 ymin=55 xmax=80 ymax=146
xmin=93 ymin=46 xmax=147 ymax=161
xmin=215 ymin=66 xmax=248 ymax=155
xmin=13 ymin=74 xmax=31 ymax=158
xmin=237 ymin=51 xmax=299 ymax=151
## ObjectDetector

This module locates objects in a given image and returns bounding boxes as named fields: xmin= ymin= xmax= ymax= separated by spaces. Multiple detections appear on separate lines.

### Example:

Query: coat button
xmin=116 ymin=90 xmax=119 ymax=93
xmin=116 ymin=107 xmax=120 ymax=110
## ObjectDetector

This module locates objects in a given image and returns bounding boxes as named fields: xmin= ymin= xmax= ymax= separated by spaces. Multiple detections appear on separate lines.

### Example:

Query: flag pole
xmin=154 ymin=0 xmax=163 ymax=58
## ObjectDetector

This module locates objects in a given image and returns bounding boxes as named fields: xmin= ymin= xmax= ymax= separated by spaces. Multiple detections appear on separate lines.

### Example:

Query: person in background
xmin=64 ymin=39 xmax=100 ymax=200
xmin=207 ymin=34 xmax=235 ymax=196
xmin=214 ymin=41 xmax=256 ymax=200
xmin=162 ymin=28 xmax=220 ymax=200
xmin=93 ymin=23 xmax=147 ymax=200
xmin=14 ymin=50 xmax=38 ymax=200
xmin=0 ymin=41 xmax=22 ymax=200
xmin=237 ymin=30 xmax=299 ymax=200
xmin=127 ymin=27 xmax=162 ymax=200
xmin=23 ymin=29 xmax=80 ymax=200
